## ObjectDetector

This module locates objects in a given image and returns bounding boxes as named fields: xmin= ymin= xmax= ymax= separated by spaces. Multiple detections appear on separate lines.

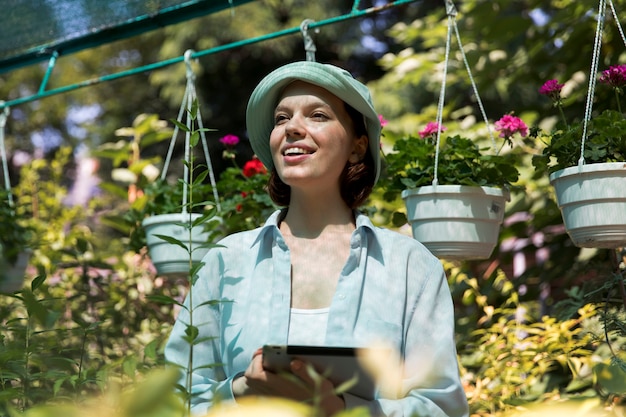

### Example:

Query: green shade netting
xmin=0 ymin=0 xmax=254 ymax=73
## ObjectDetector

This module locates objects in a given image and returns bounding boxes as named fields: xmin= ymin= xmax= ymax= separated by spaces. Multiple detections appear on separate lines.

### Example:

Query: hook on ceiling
xmin=300 ymin=19 xmax=318 ymax=62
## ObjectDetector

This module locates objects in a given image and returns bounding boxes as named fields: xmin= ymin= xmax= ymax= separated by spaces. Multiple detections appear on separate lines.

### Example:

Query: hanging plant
xmin=532 ymin=72 xmax=626 ymax=175
xmin=377 ymin=2 xmax=526 ymax=260
xmin=381 ymin=117 xmax=524 ymax=196
xmin=380 ymin=116 xmax=527 ymax=260
xmin=531 ymin=0 xmax=626 ymax=249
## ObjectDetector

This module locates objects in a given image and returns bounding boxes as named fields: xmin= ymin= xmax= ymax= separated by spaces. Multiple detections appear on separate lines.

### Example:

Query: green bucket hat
xmin=246 ymin=61 xmax=381 ymax=183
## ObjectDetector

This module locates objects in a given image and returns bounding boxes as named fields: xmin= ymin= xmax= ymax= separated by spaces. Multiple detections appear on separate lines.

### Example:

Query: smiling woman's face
xmin=269 ymin=81 xmax=367 ymax=193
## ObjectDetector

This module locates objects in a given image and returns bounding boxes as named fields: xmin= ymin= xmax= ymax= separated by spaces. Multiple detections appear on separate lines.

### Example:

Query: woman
xmin=164 ymin=61 xmax=469 ymax=417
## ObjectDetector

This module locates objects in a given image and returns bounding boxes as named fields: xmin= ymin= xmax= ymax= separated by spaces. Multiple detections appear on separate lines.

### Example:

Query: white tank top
xmin=287 ymin=307 xmax=329 ymax=346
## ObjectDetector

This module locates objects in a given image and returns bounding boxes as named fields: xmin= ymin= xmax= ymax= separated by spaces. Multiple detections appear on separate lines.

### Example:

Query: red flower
xmin=242 ymin=158 xmax=267 ymax=178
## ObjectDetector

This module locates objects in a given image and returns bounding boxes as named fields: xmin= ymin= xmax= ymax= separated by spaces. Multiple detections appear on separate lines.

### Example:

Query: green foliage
xmin=449 ymin=263 xmax=626 ymax=415
xmin=380 ymin=132 xmax=521 ymax=201
xmin=532 ymin=110 xmax=626 ymax=175
xmin=215 ymin=163 xmax=276 ymax=235
xmin=1 ymin=149 xmax=178 ymax=413
xmin=95 ymin=113 xmax=220 ymax=253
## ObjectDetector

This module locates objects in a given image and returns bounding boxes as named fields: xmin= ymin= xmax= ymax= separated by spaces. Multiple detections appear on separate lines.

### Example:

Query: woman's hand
xmin=233 ymin=348 xmax=345 ymax=416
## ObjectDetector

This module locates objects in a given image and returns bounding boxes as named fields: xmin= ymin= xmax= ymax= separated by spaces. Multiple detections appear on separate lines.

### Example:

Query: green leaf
xmin=170 ymin=119 xmax=190 ymax=132
xmin=190 ymin=131 xmax=200 ymax=147
xmin=147 ymin=295 xmax=184 ymax=308
xmin=189 ymin=99 xmax=199 ymax=120
xmin=153 ymin=234 xmax=189 ymax=252
xmin=183 ymin=324 xmax=199 ymax=343
xmin=593 ymin=362 xmax=626 ymax=394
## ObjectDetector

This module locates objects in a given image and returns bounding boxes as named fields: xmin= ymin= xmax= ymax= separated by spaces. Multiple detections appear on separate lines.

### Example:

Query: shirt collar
xmin=253 ymin=209 xmax=378 ymax=247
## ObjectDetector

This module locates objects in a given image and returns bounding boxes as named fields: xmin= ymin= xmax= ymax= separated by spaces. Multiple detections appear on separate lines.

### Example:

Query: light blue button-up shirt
xmin=164 ymin=210 xmax=469 ymax=417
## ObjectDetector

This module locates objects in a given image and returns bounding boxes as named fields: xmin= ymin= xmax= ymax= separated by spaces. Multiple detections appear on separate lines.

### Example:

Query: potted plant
xmin=0 ymin=189 xmax=33 ymax=292
xmin=96 ymin=112 xmax=220 ymax=278
xmin=214 ymin=134 xmax=277 ymax=234
xmin=380 ymin=115 xmax=527 ymax=260
xmin=532 ymin=67 xmax=626 ymax=249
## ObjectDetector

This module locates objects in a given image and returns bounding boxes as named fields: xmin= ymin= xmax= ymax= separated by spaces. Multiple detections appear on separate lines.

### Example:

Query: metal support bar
xmin=0 ymin=0 xmax=418 ymax=111
xmin=38 ymin=51 xmax=59 ymax=94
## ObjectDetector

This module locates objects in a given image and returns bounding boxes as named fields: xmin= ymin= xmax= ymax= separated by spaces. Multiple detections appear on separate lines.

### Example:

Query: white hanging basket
xmin=549 ymin=161 xmax=626 ymax=248
xmin=142 ymin=213 xmax=212 ymax=278
xmin=401 ymin=185 xmax=509 ymax=260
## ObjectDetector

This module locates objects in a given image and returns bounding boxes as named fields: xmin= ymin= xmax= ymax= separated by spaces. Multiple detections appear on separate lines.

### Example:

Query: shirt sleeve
xmin=164 ymin=249 xmax=234 ymax=416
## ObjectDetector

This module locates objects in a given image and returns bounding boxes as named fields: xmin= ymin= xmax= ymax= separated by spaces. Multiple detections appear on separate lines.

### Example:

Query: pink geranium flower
xmin=418 ymin=122 xmax=446 ymax=139
xmin=539 ymin=79 xmax=564 ymax=101
xmin=378 ymin=114 xmax=389 ymax=127
xmin=599 ymin=64 xmax=626 ymax=88
xmin=494 ymin=115 xmax=528 ymax=141
xmin=539 ymin=79 xmax=568 ymax=126
xmin=219 ymin=134 xmax=240 ymax=147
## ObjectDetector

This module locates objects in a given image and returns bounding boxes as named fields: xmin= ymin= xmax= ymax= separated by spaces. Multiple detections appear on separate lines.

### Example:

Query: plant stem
xmin=610 ymin=249 xmax=626 ymax=310
xmin=603 ymin=249 xmax=626 ymax=366
xmin=557 ymin=103 xmax=568 ymax=128
xmin=615 ymin=89 xmax=623 ymax=115
xmin=22 ymin=315 xmax=31 ymax=411
xmin=77 ymin=328 xmax=87 ymax=392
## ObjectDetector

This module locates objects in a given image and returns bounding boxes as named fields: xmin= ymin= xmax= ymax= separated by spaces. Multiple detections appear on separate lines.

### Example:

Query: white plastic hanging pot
xmin=401 ymin=185 xmax=509 ymax=260
xmin=0 ymin=251 xmax=31 ymax=293
xmin=142 ymin=212 xmax=211 ymax=278
xmin=549 ymin=161 xmax=626 ymax=248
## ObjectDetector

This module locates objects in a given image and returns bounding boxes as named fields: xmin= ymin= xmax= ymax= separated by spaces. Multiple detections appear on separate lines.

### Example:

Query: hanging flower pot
xmin=402 ymin=185 xmax=509 ymax=260
xmin=99 ymin=51 xmax=222 ymax=278
xmin=376 ymin=9 xmax=526 ymax=260
xmin=549 ymin=162 xmax=626 ymax=248
xmin=142 ymin=213 xmax=212 ymax=278
xmin=381 ymin=129 xmax=524 ymax=260
xmin=533 ymin=1 xmax=626 ymax=248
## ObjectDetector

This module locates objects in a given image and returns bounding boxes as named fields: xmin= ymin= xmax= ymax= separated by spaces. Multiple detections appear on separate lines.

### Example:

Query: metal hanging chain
xmin=580 ymin=0 xmax=607 ymax=167
xmin=161 ymin=50 xmax=221 ymax=213
xmin=300 ymin=19 xmax=318 ymax=62
xmin=0 ymin=103 xmax=13 ymax=206
xmin=433 ymin=0 xmax=496 ymax=187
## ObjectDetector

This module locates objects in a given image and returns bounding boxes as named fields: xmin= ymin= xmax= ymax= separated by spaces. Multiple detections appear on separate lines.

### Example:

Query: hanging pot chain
xmin=608 ymin=0 xmax=626 ymax=47
xmin=161 ymin=50 xmax=220 ymax=213
xmin=580 ymin=0 xmax=607 ymax=168
xmin=432 ymin=8 xmax=454 ymax=187
xmin=575 ymin=0 xmax=625 ymax=168
xmin=0 ymin=102 xmax=13 ymax=206
xmin=433 ymin=0 xmax=496 ymax=187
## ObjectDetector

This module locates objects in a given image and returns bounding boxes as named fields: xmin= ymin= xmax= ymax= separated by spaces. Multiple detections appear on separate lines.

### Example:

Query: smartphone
xmin=262 ymin=345 xmax=377 ymax=399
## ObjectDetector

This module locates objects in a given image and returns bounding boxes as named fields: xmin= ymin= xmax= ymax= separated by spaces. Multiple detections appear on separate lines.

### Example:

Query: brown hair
xmin=267 ymin=103 xmax=376 ymax=209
